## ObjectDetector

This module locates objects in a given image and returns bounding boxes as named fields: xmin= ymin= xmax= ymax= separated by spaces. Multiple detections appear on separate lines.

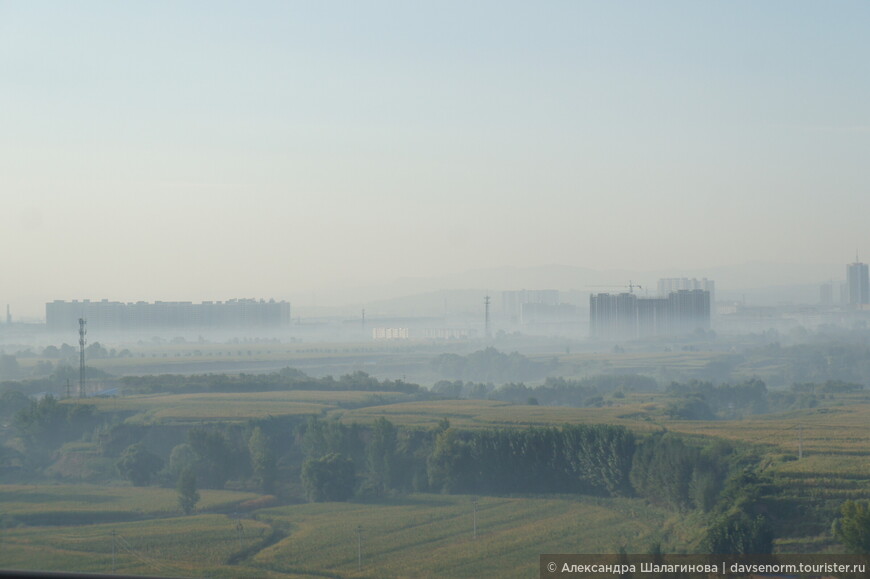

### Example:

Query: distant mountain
xmin=299 ymin=262 xmax=842 ymax=315
xmin=382 ymin=262 xmax=843 ymax=296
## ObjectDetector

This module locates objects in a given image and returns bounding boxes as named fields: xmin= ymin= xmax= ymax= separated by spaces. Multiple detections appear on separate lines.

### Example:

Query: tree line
xmin=294 ymin=417 xmax=775 ymax=553
xmin=119 ymin=368 xmax=422 ymax=395
xmin=665 ymin=379 xmax=865 ymax=420
xmin=2 ymin=392 xmax=785 ymax=554
xmin=432 ymin=374 xmax=657 ymax=406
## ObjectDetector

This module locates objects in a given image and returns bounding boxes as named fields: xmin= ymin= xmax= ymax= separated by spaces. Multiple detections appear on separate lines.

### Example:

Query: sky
xmin=2 ymin=2 xmax=870 ymax=317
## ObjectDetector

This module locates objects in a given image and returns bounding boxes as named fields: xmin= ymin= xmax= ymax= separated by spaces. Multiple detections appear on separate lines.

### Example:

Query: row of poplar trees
xmin=299 ymin=416 xmax=743 ymax=514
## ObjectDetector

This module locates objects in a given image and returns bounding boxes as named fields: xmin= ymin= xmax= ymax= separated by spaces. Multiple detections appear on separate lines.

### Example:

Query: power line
xmin=115 ymin=533 xmax=174 ymax=575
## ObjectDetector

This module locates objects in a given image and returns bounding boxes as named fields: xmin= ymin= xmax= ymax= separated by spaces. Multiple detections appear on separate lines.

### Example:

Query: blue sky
xmin=2 ymin=2 xmax=869 ymax=315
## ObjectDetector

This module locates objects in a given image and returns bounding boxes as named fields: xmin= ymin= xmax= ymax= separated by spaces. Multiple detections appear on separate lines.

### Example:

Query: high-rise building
xmin=657 ymin=278 xmax=715 ymax=304
xmin=668 ymin=289 xmax=711 ymax=334
xmin=846 ymin=262 xmax=869 ymax=307
xmin=589 ymin=293 xmax=636 ymax=340
xmin=46 ymin=298 xmax=291 ymax=332
xmin=501 ymin=290 xmax=560 ymax=323
xmin=590 ymin=290 xmax=710 ymax=340
xmin=819 ymin=282 xmax=833 ymax=307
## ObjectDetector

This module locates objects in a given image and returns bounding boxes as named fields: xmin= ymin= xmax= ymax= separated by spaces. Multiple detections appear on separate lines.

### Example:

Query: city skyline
xmin=45 ymin=298 xmax=291 ymax=332
xmin=0 ymin=258 xmax=859 ymax=321
xmin=3 ymin=4 xmax=870 ymax=571
xmin=3 ymin=3 xmax=869 ymax=318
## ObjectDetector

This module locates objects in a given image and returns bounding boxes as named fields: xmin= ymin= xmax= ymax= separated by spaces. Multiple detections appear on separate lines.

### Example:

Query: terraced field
xmin=0 ymin=514 xmax=272 ymax=578
xmin=661 ymin=402 xmax=870 ymax=545
xmin=249 ymin=494 xmax=677 ymax=578
xmin=335 ymin=398 xmax=665 ymax=432
xmin=560 ymin=350 xmax=724 ymax=375
xmin=5 ymin=378 xmax=869 ymax=573
xmin=79 ymin=390 xmax=412 ymax=424
xmin=0 ymin=484 xmax=261 ymax=522
xmin=0 ymin=493 xmax=681 ymax=578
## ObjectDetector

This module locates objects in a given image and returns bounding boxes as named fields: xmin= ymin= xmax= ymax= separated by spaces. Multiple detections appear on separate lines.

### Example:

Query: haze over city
xmin=7 ymin=5 xmax=870 ymax=576
xmin=3 ymin=2 xmax=869 ymax=318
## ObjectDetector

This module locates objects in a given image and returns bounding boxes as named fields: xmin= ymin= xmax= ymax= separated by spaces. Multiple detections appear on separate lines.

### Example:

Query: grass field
xmin=560 ymin=350 xmax=724 ymax=374
xmin=0 ymin=484 xmax=261 ymax=520
xmin=335 ymin=396 xmax=869 ymax=472
xmin=0 ymin=514 xmax=273 ymax=577
xmin=77 ymin=390 xmax=412 ymax=424
xmin=0 ymin=492 xmax=683 ymax=578
xmin=5 ymin=353 xmax=870 ymax=575
xmin=250 ymin=494 xmax=680 ymax=578
xmin=79 ymin=341 xmax=437 ymax=377
xmin=334 ymin=398 xmax=665 ymax=432
xmin=338 ymin=397 xmax=870 ymax=536
xmin=662 ymin=404 xmax=870 ymax=471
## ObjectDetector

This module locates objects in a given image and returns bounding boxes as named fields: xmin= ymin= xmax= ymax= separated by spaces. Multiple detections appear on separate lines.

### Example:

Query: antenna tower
xmin=484 ymin=296 xmax=491 ymax=339
xmin=78 ymin=318 xmax=87 ymax=398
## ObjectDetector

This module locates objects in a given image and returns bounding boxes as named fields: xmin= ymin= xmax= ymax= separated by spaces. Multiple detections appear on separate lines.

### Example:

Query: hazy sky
xmin=3 ymin=2 xmax=869 ymax=316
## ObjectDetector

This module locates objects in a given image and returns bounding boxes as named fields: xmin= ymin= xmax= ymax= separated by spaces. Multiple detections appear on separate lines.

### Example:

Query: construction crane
xmin=586 ymin=281 xmax=644 ymax=294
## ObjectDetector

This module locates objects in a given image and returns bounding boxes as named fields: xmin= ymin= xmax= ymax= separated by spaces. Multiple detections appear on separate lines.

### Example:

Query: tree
xmin=168 ymin=443 xmax=198 ymax=481
xmin=187 ymin=427 xmax=235 ymax=488
xmin=0 ymin=445 xmax=24 ymax=474
xmin=14 ymin=396 xmax=98 ymax=464
xmin=248 ymin=427 xmax=276 ymax=493
xmin=426 ymin=428 xmax=472 ymax=493
xmin=0 ymin=354 xmax=20 ymax=379
xmin=366 ymin=418 xmax=397 ymax=495
xmin=42 ymin=345 xmax=60 ymax=358
xmin=301 ymin=453 xmax=355 ymax=502
xmin=116 ymin=444 xmax=164 ymax=486
xmin=177 ymin=467 xmax=200 ymax=515
xmin=704 ymin=513 xmax=773 ymax=554
xmin=666 ymin=396 xmax=715 ymax=420
xmin=833 ymin=500 xmax=870 ymax=554
xmin=0 ymin=390 xmax=30 ymax=420
xmin=58 ymin=343 xmax=77 ymax=360
xmin=85 ymin=342 xmax=108 ymax=359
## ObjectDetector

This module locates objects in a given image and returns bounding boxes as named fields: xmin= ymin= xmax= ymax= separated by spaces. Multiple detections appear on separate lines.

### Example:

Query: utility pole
xmin=484 ymin=296 xmax=491 ymax=340
xmin=472 ymin=497 xmax=479 ymax=540
xmin=234 ymin=512 xmax=244 ymax=549
xmin=78 ymin=318 xmax=87 ymax=398
xmin=355 ymin=525 xmax=363 ymax=571
xmin=798 ymin=424 xmax=803 ymax=460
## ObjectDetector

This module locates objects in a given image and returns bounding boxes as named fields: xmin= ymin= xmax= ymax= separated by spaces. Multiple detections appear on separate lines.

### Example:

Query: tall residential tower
xmin=847 ymin=261 xmax=869 ymax=307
